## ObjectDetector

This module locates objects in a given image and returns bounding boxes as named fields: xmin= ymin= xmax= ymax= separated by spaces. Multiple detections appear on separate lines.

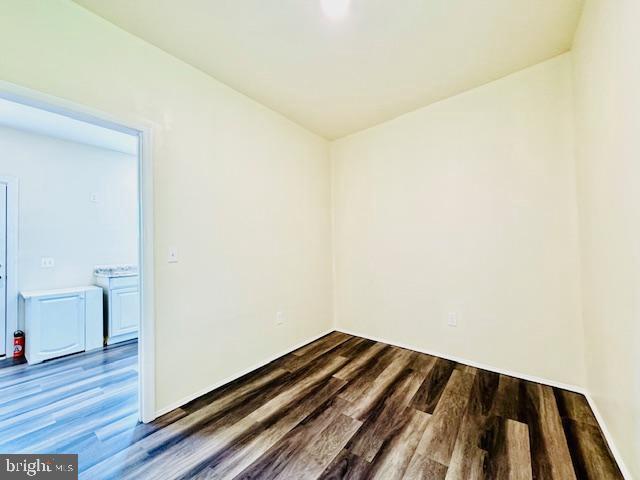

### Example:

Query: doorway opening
xmin=0 ymin=84 xmax=155 ymax=461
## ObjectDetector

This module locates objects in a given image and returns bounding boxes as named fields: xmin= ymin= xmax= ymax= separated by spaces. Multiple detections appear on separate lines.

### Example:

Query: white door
xmin=0 ymin=184 xmax=6 ymax=356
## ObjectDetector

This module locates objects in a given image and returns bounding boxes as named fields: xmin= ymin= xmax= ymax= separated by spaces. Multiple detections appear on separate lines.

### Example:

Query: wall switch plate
xmin=168 ymin=247 xmax=178 ymax=263
xmin=276 ymin=311 xmax=285 ymax=326
xmin=41 ymin=257 xmax=55 ymax=268
xmin=90 ymin=192 xmax=99 ymax=203
xmin=447 ymin=312 xmax=458 ymax=327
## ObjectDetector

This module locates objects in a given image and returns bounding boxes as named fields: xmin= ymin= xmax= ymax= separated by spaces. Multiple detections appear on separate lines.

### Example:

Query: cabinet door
xmin=110 ymin=287 xmax=139 ymax=337
xmin=29 ymin=293 xmax=85 ymax=362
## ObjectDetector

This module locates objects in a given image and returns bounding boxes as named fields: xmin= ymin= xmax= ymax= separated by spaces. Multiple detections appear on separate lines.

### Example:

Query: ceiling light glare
xmin=321 ymin=0 xmax=350 ymax=20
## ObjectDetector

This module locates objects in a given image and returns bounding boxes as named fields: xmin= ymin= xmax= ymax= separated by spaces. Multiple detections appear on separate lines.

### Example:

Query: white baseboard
xmin=336 ymin=327 xmax=632 ymax=479
xmin=335 ymin=327 xmax=584 ymax=393
xmin=154 ymin=329 xmax=333 ymax=418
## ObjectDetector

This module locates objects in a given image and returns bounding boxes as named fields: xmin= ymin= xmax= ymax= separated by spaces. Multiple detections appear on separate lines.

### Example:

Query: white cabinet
xmin=20 ymin=286 xmax=103 ymax=364
xmin=95 ymin=272 xmax=139 ymax=345
xmin=111 ymin=286 xmax=139 ymax=338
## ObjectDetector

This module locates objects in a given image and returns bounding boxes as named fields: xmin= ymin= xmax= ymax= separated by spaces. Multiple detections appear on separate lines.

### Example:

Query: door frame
xmin=0 ymin=80 xmax=157 ymax=423
xmin=0 ymin=176 xmax=18 ymax=359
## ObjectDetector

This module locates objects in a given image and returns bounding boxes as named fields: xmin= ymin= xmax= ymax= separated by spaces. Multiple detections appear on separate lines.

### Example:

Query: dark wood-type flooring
xmin=0 ymin=332 xmax=623 ymax=479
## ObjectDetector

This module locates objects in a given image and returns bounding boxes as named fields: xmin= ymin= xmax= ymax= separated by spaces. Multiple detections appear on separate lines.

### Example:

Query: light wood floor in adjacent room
xmin=0 ymin=339 xmax=140 ymax=464
xmin=0 ymin=332 xmax=623 ymax=479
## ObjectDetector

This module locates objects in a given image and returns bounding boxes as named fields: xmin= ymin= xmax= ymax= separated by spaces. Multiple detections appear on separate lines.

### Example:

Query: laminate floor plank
xmin=445 ymin=370 xmax=500 ymax=480
xmin=562 ymin=418 xmax=624 ymax=479
xmin=197 ymin=378 xmax=349 ymax=480
xmin=473 ymin=370 xmax=500 ymax=416
xmin=0 ymin=341 xmax=136 ymax=380
xmin=404 ymin=455 xmax=449 ymax=480
xmin=271 ymin=413 xmax=361 ymax=480
xmin=329 ymin=337 xmax=373 ymax=359
xmin=318 ymin=449 xmax=372 ymax=480
xmin=289 ymin=331 xmax=351 ymax=359
xmin=332 ymin=345 xmax=396 ymax=399
xmin=0 ymin=387 xmax=104 ymax=432
xmin=408 ymin=351 xmax=437 ymax=374
xmin=340 ymin=348 xmax=413 ymax=420
xmin=368 ymin=409 xmax=431 ymax=480
xmin=411 ymin=357 xmax=457 ymax=414
xmin=0 ymin=341 xmax=138 ymax=480
xmin=77 ymin=407 xmax=188 ymax=472
xmin=232 ymin=396 xmax=353 ymax=480
xmin=348 ymin=368 xmax=425 ymax=461
xmin=0 ymin=366 xmax=138 ymax=420
xmin=248 ymin=354 xmax=349 ymax=423
xmin=502 ymin=419 xmax=533 ymax=480
xmin=332 ymin=342 xmax=387 ymax=381
xmin=482 ymin=417 xmax=532 ymax=480
xmin=553 ymin=388 xmax=599 ymax=427
xmin=82 ymin=366 xmax=306 ymax=479
xmin=1 ymin=383 xmax=138 ymax=453
xmin=177 ymin=360 xmax=285 ymax=415
xmin=153 ymin=351 xmax=350 ymax=480
xmin=522 ymin=382 xmax=577 ymax=480
xmin=407 ymin=370 xmax=475 ymax=468
xmin=491 ymin=375 xmax=524 ymax=423
xmin=1 ymin=333 xmax=624 ymax=480
xmin=104 ymin=358 xmax=346 ymax=479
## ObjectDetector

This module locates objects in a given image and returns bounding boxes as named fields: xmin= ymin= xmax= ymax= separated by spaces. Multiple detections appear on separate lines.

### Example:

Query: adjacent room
xmin=0 ymin=0 xmax=637 ymax=479
xmin=0 ymin=97 xmax=142 ymax=457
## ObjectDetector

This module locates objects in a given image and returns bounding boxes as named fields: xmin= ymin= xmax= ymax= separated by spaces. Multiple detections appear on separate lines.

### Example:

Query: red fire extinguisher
xmin=13 ymin=330 xmax=24 ymax=358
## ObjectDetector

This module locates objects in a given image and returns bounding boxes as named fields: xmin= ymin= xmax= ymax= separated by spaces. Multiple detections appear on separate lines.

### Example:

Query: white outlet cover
xmin=168 ymin=247 xmax=178 ymax=263
xmin=90 ymin=192 xmax=99 ymax=203
xmin=41 ymin=257 xmax=55 ymax=268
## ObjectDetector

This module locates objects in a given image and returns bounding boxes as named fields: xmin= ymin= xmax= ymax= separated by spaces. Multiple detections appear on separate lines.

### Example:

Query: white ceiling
xmin=0 ymin=97 xmax=138 ymax=155
xmin=73 ymin=0 xmax=584 ymax=139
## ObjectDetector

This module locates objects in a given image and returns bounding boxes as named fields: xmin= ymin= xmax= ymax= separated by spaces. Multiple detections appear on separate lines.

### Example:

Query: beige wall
xmin=332 ymin=54 xmax=586 ymax=387
xmin=0 ymin=0 xmax=333 ymax=411
xmin=572 ymin=0 xmax=640 ymax=476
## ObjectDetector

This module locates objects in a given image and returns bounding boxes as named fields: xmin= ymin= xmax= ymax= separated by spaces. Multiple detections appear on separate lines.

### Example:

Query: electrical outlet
xmin=447 ymin=312 xmax=458 ymax=327
xmin=276 ymin=311 xmax=285 ymax=326
xmin=90 ymin=192 xmax=99 ymax=203
xmin=41 ymin=257 xmax=55 ymax=268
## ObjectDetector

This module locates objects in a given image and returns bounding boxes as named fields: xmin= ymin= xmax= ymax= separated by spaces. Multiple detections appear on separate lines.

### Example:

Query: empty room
xmin=0 ymin=0 xmax=637 ymax=479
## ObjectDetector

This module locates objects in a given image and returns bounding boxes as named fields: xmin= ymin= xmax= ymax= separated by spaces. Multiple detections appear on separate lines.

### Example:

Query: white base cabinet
xmin=20 ymin=286 xmax=103 ymax=365
xmin=95 ymin=274 xmax=139 ymax=345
